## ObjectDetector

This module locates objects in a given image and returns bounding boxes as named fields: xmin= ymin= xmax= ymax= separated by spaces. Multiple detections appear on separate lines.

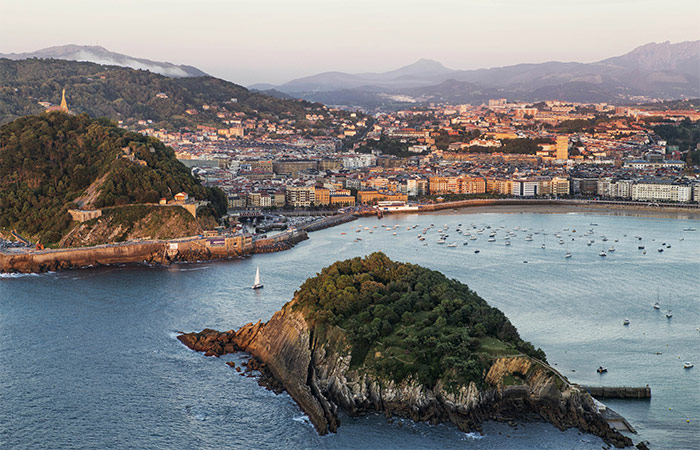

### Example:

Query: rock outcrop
xmin=179 ymin=300 xmax=633 ymax=448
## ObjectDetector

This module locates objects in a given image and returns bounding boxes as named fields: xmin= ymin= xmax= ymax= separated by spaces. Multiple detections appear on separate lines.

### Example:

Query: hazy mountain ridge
xmin=264 ymin=41 xmax=700 ymax=106
xmin=0 ymin=45 xmax=208 ymax=78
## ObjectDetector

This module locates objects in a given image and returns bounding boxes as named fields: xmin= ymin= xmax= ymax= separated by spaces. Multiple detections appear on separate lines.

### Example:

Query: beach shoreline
xmin=378 ymin=199 xmax=700 ymax=221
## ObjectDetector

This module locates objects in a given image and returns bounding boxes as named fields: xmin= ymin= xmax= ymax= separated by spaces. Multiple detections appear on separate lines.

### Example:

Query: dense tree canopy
xmin=293 ymin=252 xmax=546 ymax=388
xmin=0 ymin=112 xmax=226 ymax=244
xmin=0 ymin=58 xmax=351 ymax=131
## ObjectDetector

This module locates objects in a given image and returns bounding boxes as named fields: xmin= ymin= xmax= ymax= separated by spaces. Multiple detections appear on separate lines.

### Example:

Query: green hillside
xmin=293 ymin=252 xmax=546 ymax=387
xmin=0 ymin=112 xmax=226 ymax=245
xmin=0 ymin=58 xmax=346 ymax=130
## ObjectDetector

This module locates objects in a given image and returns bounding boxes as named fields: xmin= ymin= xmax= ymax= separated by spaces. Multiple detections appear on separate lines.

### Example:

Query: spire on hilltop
xmin=60 ymin=88 xmax=68 ymax=112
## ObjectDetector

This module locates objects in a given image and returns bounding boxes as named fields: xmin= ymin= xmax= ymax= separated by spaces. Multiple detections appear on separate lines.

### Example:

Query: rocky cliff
xmin=179 ymin=299 xmax=633 ymax=448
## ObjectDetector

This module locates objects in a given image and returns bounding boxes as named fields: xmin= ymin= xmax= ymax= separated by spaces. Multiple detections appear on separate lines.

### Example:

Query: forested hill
xmin=0 ymin=112 xmax=226 ymax=245
xmin=293 ymin=252 xmax=546 ymax=387
xmin=0 ymin=58 xmax=335 ymax=129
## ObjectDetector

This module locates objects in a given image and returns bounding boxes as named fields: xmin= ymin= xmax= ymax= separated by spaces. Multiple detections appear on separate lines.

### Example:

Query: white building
xmin=624 ymin=160 xmax=685 ymax=170
xmin=631 ymin=182 xmax=692 ymax=202
xmin=512 ymin=180 xmax=539 ymax=197
xmin=285 ymin=186 xmax=316 ymax=207
xmin=341 ymin=154 xmax=376 ymax=169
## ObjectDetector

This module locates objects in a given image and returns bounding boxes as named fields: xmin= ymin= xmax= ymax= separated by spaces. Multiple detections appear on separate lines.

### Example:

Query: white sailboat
xmin=252 ymin=266 xmax=264 ymax=289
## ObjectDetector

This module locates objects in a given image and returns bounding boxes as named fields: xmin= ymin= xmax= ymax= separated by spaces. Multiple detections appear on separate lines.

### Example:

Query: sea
xmin=1 ymin=209 xmax=698 ymax=449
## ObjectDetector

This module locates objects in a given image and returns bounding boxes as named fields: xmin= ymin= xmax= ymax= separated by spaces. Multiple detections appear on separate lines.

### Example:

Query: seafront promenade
xmin=2 ymin=199 xmax=696 ymax=274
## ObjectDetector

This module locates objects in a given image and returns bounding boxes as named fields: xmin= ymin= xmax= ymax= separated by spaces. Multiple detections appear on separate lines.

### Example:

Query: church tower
xmin=60 ymin=88 xmax=68 ymax=112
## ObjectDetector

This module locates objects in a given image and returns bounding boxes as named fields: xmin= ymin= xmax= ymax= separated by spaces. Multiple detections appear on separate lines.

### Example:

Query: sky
xmin=1 ymin=0 xmax=698 ymax=86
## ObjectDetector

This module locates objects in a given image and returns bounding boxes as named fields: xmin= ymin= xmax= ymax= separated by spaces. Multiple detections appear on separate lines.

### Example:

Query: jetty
xmin=581 ymin=385 xmax=652 ymax=399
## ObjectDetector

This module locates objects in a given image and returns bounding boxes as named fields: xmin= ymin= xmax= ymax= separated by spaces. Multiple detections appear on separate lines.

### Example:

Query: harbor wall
xmin=0 ymin=242 xmax=169 ymax=273
xmin=0 ymin=230 xmax=310 ymax=274
xmin=580 ymin=385 xmax=652 ymax=399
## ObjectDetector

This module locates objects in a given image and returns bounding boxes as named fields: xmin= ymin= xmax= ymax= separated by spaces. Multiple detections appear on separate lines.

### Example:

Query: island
xmin=178 ymin=252 xmax=633 ymax=448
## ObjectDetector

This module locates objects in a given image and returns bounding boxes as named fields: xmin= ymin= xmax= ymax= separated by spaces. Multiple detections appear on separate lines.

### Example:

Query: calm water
xmin=1 ymin=210 xmax=698 ymax=449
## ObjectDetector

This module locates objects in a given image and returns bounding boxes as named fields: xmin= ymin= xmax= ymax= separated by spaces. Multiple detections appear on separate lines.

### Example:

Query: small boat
xmin=463 ymin=241 xmax=469 ymax=246
xmin=541 ymin=244 xmax=546 ymax=249
xmin=653 ymin=302 xmax=660 ymax=310
xmin=597 ymin=366 xmax=608 ymax=374
xmin=623 ymin=318 xmax=630 ymax=326
xmin=658 ymin=248 xmax=664 ymax=253
xmin=341 ymin=232 xmax=346 ymax=235
xmin=559 ymin=239 xmax=564 ymax=244
xmin=488 ymin=238 xmax=496 ymax=242
xmin=666 ymin=310 xmax=672 ymax=319
xmin=447 ymin=242 xmax=457 ymax=247
xmin=684 ymin=362 xmax=694 ymax=369
xmin=525 ymin=236 xmax=533 ymax=241
xmin=437 ymin=239 xmax=446 ymax=244
xmin=590 ymin=223 xmax=598 ymax=226
xmin=505 ymin=240 xmax=511 ymax=246
xmin=608 ymin=246 xmax=615 ymax=252
xmin=682 ymin=227 xmax=696 ymax=232
xmin=474 ymin=250 xmax=480 ymax=254
xmin=565 ymin=252 xmax=572 ymax=258
xmin=252 ymin=266 xmax=264 ymax=290
xmin=666 ymin=245 xmax=671 ymax=249
xmin=599 ymin=251 xmax=607 ymax=257
xmin=638 ymin=245 xmax=645 ymax=250
xmin=393 ymin=232 xmax=397 ymax=236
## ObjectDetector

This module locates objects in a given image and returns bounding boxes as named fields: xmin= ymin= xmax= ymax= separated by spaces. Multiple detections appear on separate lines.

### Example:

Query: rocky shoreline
xmin=178 ymin=309 xmax=634 ymax=448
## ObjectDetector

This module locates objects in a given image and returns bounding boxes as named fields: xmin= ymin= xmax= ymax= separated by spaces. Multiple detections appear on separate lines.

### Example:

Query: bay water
xmin=1 ymin=210 xmax=698 ymax=449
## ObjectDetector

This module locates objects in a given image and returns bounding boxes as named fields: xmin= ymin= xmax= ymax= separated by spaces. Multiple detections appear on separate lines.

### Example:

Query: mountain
xmin=178 ymin=253 xmax=633 ymax=448
xmin=0 ymin=45 xmax=208 ymax=78
xmin=0 ymin=58 xmax=340 ymax=130
xmin=269 ymin=41 xmax=700 ymax=106
xmin=0 ymin=112 xmax=226 ymax=246
xmin=276 ymin=59 xmax=454 ymax=92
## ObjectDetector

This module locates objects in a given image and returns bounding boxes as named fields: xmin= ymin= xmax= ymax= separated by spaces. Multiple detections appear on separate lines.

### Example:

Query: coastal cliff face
xmin=60 ymin=206 xmax=214 ymax=248
xmin=179 ymin=300 xmax=633 ymax=448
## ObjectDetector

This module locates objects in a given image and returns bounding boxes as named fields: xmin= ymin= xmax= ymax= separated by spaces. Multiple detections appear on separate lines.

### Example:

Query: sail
xmin=254 ymin=267 xmax=261 ymax=286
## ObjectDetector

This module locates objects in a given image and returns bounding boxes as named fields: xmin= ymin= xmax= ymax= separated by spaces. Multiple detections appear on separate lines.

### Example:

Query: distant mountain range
xmin=0 ymin=45 xmax=208 ymax=78
xmin=251 ymin=41 xmax=700 ymax=107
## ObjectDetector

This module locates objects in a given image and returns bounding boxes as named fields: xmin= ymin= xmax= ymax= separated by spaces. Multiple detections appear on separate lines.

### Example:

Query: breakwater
xmin=299 ymin=213 xmax=356 ymax=232
xmin=581 ymin=385 xmax=652 ymax=399
xmin=0 ymin=231 xmax=309 ymax=274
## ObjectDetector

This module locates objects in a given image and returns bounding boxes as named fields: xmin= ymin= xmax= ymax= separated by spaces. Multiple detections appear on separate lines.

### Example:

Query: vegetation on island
xmin=0 ymin=112 xmax=226 ymax=245
xmin=292 ymin=252 xmax=546 ymax=388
